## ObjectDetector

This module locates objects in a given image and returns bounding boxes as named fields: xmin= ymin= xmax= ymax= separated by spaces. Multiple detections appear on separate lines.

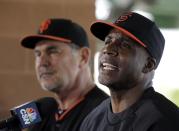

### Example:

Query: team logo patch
xmin=115 ymin=12 xmax=133 ymax=23
xmin=39 ymin=19 xmax=51 ymax=33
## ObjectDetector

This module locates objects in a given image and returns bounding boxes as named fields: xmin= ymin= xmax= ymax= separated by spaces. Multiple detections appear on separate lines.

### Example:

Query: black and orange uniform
xmin=80 ymin=87 xmax=179 ymax=131
xmin=27 ymin=86 xmax=108 ymax=131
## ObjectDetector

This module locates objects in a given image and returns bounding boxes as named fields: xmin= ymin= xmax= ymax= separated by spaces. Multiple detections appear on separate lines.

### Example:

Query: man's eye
xmin=121 ymin=41 xmax=131 ymax=49
xmin=48 ymin=48 xmax=61 ymax=54
xmin=34 ymin=51 xmax=41 ymax=57
xmin=105 ymin=39 xmax=111 ymax=45
xmin=49 ymin=49 xmax=57 ymax=53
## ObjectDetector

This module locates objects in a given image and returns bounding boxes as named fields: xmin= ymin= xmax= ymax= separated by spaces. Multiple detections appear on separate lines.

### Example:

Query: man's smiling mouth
xmin=102 ymin=62 xmax=120 ymax=71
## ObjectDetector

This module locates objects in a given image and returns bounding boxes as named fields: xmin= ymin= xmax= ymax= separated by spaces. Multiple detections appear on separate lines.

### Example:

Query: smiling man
xmin=80 ymin=12 xmax=179 ymax=131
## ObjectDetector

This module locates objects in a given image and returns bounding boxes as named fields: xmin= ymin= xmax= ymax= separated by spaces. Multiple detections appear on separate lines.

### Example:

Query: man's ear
xmin=79 ymin=47 xmax=91 ymax=68
xmin=142 ymin=57 xmax=156 ymax=73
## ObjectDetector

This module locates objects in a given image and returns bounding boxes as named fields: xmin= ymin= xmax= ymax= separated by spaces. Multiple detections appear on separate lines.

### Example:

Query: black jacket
xmin=80 ymin=87 xmax=179 ymax=131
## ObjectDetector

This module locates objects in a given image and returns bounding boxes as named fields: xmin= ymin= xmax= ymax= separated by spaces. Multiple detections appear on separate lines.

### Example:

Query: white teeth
xmin=103 ymin=63 xmax=111 ymax=66
xmin=102 ymin=63 xmax=119 ymax=70
xmin=103 ymin=66 xmax=115 ymax=70
xmin=103 ymin=63 xmax=118 ymax=68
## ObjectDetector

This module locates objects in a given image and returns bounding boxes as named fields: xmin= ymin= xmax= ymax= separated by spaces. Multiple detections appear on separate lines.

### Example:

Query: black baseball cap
xmin=21 ymin=18 xmax=89 ymax=49
xmin=90 ymin=11 xmax=165 ymax=68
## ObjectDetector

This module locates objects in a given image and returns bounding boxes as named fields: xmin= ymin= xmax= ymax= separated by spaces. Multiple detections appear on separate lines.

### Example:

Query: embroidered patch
xmin=39 ymin=19 xmax=51 ymax=33
xmin=115 ymin=12 xmax=133 ymax=23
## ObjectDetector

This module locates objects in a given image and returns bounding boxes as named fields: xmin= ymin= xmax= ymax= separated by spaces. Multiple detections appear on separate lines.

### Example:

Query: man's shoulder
xmin=140 ymin=87 xmax=179 ymax=117
xmin=151 ymin=89 xmax=179 ymax=126
xmin=133 ymin=87 xmax=179 ymax=130
xmin=148 ymin=88 xmax=179 ymax=121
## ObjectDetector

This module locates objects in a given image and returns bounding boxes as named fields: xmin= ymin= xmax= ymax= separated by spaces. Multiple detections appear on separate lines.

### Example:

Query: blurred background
xmin=0 ymin=0 xmax=179 ymax=118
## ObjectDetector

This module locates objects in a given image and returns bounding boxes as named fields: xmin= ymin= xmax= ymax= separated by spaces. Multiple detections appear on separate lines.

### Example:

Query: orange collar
xmin=55 ymin=97 xmax=85 ymax=121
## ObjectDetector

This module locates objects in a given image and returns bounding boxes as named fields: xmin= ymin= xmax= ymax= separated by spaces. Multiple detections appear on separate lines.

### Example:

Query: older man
xmin=20 ymin=18 xmax=108 ymax=131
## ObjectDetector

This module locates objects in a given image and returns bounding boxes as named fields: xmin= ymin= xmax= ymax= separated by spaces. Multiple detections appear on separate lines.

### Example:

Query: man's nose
xmin=38 ymin=53 xmax=50 ymax=67
xmin=102 ymin=44 xmax=118 ymax=56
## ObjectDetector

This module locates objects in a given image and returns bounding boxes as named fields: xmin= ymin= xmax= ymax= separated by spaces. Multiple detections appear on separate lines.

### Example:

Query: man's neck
xmin=56 ymin=80 xmax=95 ymax=110
xmin=110 ymin=86 xmax=144 ymax=113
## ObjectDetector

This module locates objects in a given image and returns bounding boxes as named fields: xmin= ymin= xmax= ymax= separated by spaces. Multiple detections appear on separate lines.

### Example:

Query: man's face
xmin=34 ymin=40 xmax=80 ymax=93
xmin=98 ymin=29 xmax=149 ymax=91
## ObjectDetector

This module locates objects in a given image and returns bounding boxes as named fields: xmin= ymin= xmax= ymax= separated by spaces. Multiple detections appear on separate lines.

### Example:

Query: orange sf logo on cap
xmin=115 ymin=12 xmax=133 ymax=23
xmin=39 ymin=19 xmax=51 ymax=33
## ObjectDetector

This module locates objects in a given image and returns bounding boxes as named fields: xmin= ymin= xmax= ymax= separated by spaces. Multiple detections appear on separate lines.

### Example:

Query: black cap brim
xmin=90 ymin=20 xmax=146 ymax=48
xmin=21 ymin=35 xmax=71 ymax=49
